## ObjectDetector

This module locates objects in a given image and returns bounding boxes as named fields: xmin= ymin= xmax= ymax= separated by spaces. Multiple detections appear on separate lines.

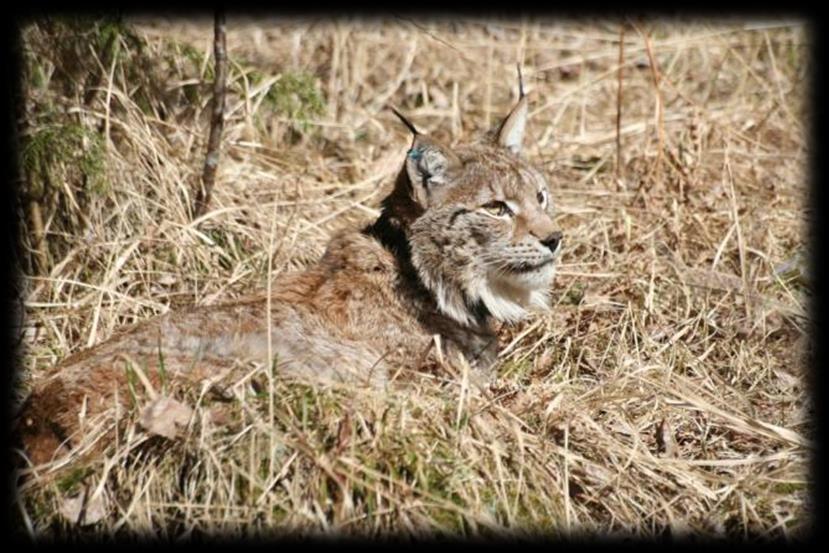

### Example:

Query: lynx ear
xmin=405 ymin=135 xmax=461 ymax=207
xmin=495 ymin=96 xmax=528 ymax=154
xmin=495 ymin=65 xmax=529 ymax=154
xmin=392 ymin=106 xmax=461 ymax=206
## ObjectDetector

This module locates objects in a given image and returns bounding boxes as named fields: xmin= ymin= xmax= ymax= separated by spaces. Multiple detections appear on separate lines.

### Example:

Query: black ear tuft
xmin=517 ymin=63 xmax=525 ymax=99
xmin=391 ymin=107 xmax=419 ymax=137
xmin=495 ymin=66 xmax=529 ymax=154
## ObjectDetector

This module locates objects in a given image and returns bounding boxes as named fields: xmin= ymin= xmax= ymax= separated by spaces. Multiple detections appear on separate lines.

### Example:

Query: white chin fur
xmin=421 ymin=265 xmax=556 ymax=327
xmin=478 ymin=264 xmax=555 ymax=324
xmin=432 ymin=277 xmax=480 ymax=327
xmin=413 ymin=244 xmax=557 ymax=326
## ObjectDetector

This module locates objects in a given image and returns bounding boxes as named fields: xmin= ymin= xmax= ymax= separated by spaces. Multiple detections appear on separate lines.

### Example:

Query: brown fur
xmin=15 ymin=93 xmax=562 ymax=466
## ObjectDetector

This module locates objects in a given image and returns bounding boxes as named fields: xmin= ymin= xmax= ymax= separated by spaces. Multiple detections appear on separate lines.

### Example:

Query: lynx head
xmin=387 ymin=80 xmax=562 ymax=327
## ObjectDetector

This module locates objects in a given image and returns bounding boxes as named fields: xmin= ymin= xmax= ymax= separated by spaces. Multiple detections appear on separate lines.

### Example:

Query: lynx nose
xmin=541 ymin=231 xmax=562 ymax=253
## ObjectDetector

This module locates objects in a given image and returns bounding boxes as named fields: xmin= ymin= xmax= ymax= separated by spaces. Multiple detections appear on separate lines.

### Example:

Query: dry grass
xmin=14 ymin=16 xmax=812 ymax=539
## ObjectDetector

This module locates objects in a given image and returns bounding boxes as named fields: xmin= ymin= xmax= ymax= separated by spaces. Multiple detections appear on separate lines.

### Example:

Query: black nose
xmin=541 ymin=231 xmax=562 ymax=252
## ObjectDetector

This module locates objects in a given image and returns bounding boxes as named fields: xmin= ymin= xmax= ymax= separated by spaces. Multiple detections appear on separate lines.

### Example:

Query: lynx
xmin=16 ymin=81 xmax=562 ymax=466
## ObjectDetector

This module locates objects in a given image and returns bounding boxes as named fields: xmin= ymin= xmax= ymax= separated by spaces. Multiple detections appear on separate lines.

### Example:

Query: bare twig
xmin=193 ymin=10 xmax=228 ymax=220
xmin=394 ymin=15 xmax=476 ymax=64
xmin=633 ymin=21 xmax=665 ymax=185
xmin=724 ymin=146 xmax=752 ymax=322
xmin=615 ymin=22 xmax=626 ymax=185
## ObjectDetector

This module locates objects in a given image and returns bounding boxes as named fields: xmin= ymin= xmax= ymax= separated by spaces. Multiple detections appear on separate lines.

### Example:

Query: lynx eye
xmin=537 ymin=190 xmax=547 ymax=207
xmin=481 ymin=201 xmax=513 ymax=217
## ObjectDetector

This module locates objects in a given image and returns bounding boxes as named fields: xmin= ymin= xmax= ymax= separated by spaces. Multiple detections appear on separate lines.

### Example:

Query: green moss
xmin=772 ymin=481 xmax=806 ymax=495
xmin=773 ymin=251 xmax=810 ymax=292
xmin=565 ymin=282 xmax=587 ymax=305
xmin=498 ymin=357 xmax=534 ymax=381
xmin=22 ymin=123 xmax=108 ymax=197
xmin=260 ymin=71 xmax=326 ymax=132
xmin=203 ymin=228 xmax=239 ymax=271
xmin=94 ymin=18 xmax=127 ymax=61
xmin=57 ymin=466 xmax=95 ymax=495
xmin=170 ymin=40 xmax=214 ymax=83
xmin=40 ymin=15 xmax=141 ymax=83
xmin=29 ymin=59 xmax=48 ymax=91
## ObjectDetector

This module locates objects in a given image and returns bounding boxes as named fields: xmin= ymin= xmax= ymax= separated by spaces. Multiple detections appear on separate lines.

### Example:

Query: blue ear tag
xmin=407 ymin=147 xmax=423 ymax=161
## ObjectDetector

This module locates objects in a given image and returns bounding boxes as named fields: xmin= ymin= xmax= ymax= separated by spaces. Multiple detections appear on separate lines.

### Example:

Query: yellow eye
xmin=481 ymin=201 xmax=513 ymax=217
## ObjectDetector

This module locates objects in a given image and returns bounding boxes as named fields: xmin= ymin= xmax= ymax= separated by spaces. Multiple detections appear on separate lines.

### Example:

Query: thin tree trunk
xmin=193 ymin=10 xmax=228 ymax=220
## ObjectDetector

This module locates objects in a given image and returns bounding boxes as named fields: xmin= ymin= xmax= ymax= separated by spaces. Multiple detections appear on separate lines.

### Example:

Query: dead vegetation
xmin=13 ymin=16 xmax=811 ymax=539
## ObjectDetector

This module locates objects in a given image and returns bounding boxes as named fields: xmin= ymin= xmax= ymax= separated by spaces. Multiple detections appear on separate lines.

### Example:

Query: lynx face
xmin=400 ymin=94 xmax=562 ymax=326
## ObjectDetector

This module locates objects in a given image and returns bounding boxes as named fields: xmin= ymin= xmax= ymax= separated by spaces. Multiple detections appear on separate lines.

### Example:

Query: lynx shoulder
xmin=16 ymin=83 xmax=563 ymax=465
